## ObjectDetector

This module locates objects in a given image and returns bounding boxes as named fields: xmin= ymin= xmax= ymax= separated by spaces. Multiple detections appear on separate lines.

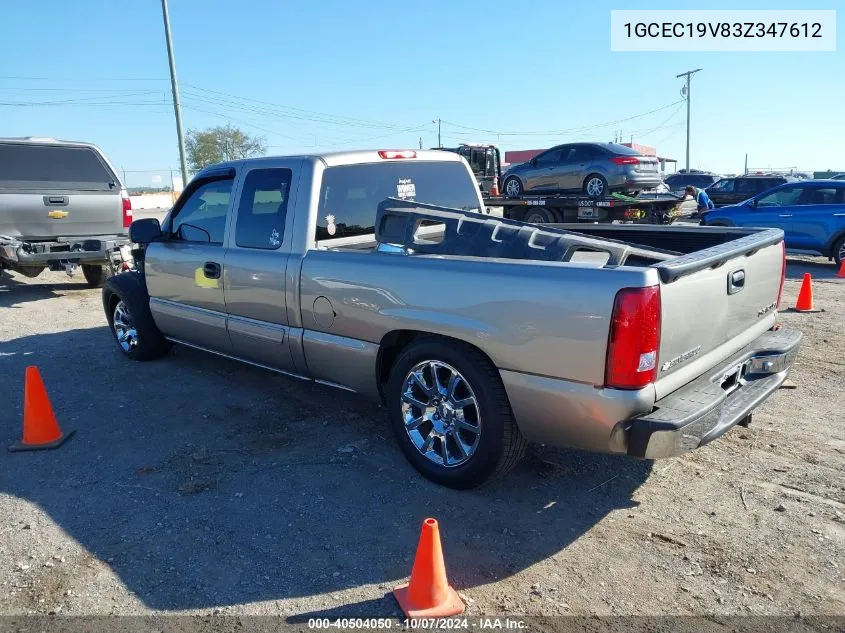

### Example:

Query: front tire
xmin=82 ymin=264 xmax=113 ymax=288
xmin=102 ymin=272 xmax=171 ymax=361
xmin=523 ymin=207 xmax=556 ymax=224
xmin=386 ymin=338 xmax=526 ymax=489
xmin=503 ymin=176 xmax=523 ymax=199
xmin=583 ymin=174 xmax=609 ymax=199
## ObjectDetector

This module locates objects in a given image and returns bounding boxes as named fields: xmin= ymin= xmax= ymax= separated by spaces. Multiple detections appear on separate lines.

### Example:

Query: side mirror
xmin=129 ymin=218 xmax=162 ymax=244
xmin=529 ymin=158 xmax=537 ymax=167
xmin=745 ymin=199 xmax=757 ymax=208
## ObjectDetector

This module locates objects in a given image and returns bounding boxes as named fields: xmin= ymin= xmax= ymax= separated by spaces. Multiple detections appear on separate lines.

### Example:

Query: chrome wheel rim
xmin=113 ymin=300 xmax=138 ymax=353
xmin=839 ymin=241 xmax=845 ymax=264
xmin=400 ymin=360 xmax=481 ymax=468
xmin=586 ymin=177 xmax=604 ymax=197
xmin=505 ymin=178 xmax=520 ymax=197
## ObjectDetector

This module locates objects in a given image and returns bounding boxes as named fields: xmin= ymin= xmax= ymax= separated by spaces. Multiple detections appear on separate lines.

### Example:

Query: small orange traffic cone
xmin=490 ymin=175 xmax=500 ymax=197
xmin=836 ymin=260 xmax=845 ymax=279
xmin=393 ymin=518 xmax=465 ymax=618
xmin=793 ymin=273 xmax=817 ymax=312
xmin=8 ymin=367 xmax=74 ymax=452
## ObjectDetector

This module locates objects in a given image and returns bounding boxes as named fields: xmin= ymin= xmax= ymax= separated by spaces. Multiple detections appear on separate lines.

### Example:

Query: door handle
xmin=727 ymin=269 xmax=745 ymax=295
xmin=203 ymin=261 xmax=221 ymax=279
xmin=778 ymin=214 xmax=793 ymax=218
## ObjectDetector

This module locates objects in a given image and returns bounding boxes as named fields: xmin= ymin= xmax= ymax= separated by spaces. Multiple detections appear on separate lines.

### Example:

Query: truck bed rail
xmin=375 ymin=198 xmax=679 ymax=267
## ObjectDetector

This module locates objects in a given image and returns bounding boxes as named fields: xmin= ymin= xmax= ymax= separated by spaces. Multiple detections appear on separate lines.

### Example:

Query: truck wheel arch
xmin=376 ymin=330 xmax=499 ymax=403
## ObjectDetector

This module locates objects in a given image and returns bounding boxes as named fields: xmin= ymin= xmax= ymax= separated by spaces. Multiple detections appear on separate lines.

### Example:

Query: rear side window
xmin=0 ymin=142 xmax=116 ymax=190
xmin=573 ymin=145 xmax=605 ymax=161
xmin=606 ymin=143 xmax=639 ymax=156
xmin=235 ymin=168 xmax=292 ymax=249
xmin=736 ymin=179 xmax=759 ymax=195
xmin=316 ymin=161 xmax=480 ymax=241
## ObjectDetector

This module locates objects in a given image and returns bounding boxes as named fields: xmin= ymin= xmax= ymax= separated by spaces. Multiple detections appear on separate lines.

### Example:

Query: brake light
xmin=605 ymin=286 xmax=661 ymax=389
xmin=777 ymin=241 xmax=786 ymax=308
xmin=120 ymin=189 xmax=132 ymax=228
xmin=610 ymin=156 xmax=640 ymax=165
xmin=378 ymin=150 xmax=417 ymax=159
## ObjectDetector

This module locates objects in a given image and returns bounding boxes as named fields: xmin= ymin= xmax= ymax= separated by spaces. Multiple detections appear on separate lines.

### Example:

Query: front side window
xmin=535 ymin=149 xmax=564 ymax=166
xmin=756 ymin=186 xmax=802 ymax=207
xmin=171 ymin=179 xmax=233 ymax=244
xmin=710 ymin=178 xmax=734 ymax=192
xmin=235 ymin=168 xmax=292 ymax=250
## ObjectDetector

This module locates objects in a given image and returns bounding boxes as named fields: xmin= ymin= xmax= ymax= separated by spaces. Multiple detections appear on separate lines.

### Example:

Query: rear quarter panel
xmin=299 ymin=249 xmax=658 ymax=389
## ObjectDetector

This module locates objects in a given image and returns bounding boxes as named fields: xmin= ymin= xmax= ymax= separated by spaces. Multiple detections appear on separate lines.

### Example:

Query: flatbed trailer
xmin=484 ymin=192 xmax=688 ymax=225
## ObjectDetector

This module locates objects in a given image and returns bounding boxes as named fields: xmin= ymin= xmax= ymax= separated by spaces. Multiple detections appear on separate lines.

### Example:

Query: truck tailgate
xmin=654 ymin=239 xmax=784 ymax=399
xmin=0 ymin=190 xmax=123 ymax=239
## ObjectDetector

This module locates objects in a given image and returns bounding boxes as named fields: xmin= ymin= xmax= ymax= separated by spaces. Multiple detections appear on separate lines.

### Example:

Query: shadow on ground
xmin=0 ymin=272 xmax=91 ymax=309
xmin=0 ymin=325 xmax=651 ymax=614
xmin=786 ymin=255 xmax=842 ymax=282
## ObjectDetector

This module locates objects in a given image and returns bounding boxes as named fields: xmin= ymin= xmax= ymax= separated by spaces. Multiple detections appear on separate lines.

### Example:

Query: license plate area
xmin=578 ymin=208 xmax=599 ymax=219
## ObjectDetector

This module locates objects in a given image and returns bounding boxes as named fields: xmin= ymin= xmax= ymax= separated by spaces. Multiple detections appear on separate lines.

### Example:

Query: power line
xmin=440 ymin=100 xmax=685 ymax=137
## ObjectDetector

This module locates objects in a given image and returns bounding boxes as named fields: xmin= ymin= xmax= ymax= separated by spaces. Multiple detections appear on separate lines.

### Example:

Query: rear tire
xmin=82 ymin=264 xmax=113 ymax=288
xmin=102 ymin=272 xmax=171 ymax=361
xmin=832 ymin=235 xmax=845 ymax=267
xmin=583 ymin=174 xmax=609 ymax=199
xmin=386 ymin=337 xmax=527 ymax=489
xmin=523 ymin=207 xmax=556 ymax=224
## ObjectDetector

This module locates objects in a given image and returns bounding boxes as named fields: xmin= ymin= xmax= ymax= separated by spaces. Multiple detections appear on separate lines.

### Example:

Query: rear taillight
xmin=605 ymin=286 xmax=661 ymax=389
xmin=777 ymin=241 xmax=786 ymax=308
xmin=610 ymin=156 xmax=640 ymax=165
xmin=378 ymin=150 xmax=417 ymax=159
xmin=120 ymin=190 xmax=133 ymax=228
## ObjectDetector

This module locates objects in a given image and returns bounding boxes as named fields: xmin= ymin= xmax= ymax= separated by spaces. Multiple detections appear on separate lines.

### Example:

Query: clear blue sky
xmin=2 ymin=0 xmax=842 ymax=187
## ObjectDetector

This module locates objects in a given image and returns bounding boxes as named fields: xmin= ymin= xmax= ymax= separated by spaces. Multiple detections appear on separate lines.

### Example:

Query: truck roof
xmin=0 ymin=136 xmax=102 ymax=149
xmin=196 ymin=149 xmax=464 ymax=177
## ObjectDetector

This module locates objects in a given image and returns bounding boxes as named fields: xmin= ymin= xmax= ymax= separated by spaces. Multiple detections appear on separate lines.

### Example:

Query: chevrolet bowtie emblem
xmin=48 ymin=210 xmax=69 ymax=219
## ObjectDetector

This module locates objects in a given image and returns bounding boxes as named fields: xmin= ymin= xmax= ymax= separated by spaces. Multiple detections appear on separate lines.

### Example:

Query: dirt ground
xmin=0 ymin=256 xmax=842 ymax=622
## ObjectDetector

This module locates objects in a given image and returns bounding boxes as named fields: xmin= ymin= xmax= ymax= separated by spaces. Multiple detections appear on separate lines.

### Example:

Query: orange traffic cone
xmin=793 ymin=273 xmax=817 ymax=312
xmin=8 ymin=367 xmax=74 ymax=452
xmin=393 ymin=518 xmax=465 ymax=618
xmin=490 ymin=175 xmax=500 ymax=197
xmin=837 ymin=260 xmax=845 ymax=279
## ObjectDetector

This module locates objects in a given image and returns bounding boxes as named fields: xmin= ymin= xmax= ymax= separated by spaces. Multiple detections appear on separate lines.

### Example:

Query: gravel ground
xmin=0 ymin=256 xmax=842 ymax=621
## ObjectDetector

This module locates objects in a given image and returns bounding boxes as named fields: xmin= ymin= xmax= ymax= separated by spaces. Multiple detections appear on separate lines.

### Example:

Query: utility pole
xmin=418 ymin=137 xmax=423 ymax=150
xmin=161 ymin=0 xmax=188 ymax=187
xmin=676 ymin=68 xmax=701 ymax=172
xmin=744 ymin=153 xmax=748 ymax=175
xmin=432 ymin=118 xmax=441 ymax=148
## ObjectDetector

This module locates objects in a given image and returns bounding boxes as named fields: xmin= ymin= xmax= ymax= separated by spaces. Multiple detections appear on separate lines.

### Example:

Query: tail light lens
xmin=776 ymin=241 xmax=786 ymax=308
xmin=610 ymin=156 xmax=640 ymax=165
xmin=605 ymin=286 xmax=661 ymax=389
xmin=120 ymin=190 xmax=133 ymax=228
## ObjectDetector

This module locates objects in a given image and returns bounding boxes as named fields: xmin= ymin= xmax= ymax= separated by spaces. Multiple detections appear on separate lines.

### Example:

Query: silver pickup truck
xmin=101 ymin=149 xmax=802 ymax=488
xmin=0 ymin=137 xmax=133 ymax=286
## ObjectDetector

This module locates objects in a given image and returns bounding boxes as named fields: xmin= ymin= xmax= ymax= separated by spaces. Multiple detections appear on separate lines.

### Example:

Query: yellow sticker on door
xmin=194 ymin=266 xmax=219 ymax=289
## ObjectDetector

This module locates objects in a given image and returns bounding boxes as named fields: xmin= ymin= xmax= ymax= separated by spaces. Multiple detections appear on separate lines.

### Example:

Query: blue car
xmin=702 ymin=180 xmax=845 ymax=266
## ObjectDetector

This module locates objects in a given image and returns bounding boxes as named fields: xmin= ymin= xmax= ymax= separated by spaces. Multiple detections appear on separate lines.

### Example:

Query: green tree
xmin=185 ymin=124 xmax=266 ymax=171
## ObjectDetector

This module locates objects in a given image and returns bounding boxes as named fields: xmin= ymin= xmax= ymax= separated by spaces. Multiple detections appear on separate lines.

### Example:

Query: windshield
xmin=316 ymin=161 xmax=480 ymax=241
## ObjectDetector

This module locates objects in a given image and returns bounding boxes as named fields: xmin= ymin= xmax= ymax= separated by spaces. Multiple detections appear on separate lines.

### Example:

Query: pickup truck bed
xmin=101 ymin=150 xmax=801 ymax=488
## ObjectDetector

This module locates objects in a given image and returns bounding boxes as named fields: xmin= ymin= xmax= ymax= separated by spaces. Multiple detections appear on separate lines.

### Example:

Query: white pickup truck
xmin=101 ymin=149 xmax=802 ymax=488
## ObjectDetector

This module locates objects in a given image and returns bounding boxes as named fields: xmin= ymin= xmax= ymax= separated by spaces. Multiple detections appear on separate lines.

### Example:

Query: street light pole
xmin=432 ymin=118 xmax=441 ymax=148
xmin=676 ymin=68 xmax=701 ymax=172
xmin=161 ymin=0 xmax=188 ymax=187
